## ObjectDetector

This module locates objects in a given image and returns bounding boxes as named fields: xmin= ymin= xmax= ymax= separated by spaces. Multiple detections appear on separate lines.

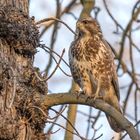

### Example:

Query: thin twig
xmin=86 ymin=107 xmax=92 ymax=139
xmin=93 ymin=133 xmax=103 ymax=140
xmin=39 ymin=0 xmax=77 ymax=38
xmin=40 ymin=44 xmax=70 ymax=67
xmin=134 ymin=90 xmax=138 ymax=131
xmin=36 ymin=17 xmax=77 ymax=36
xmin=48 ymin=128 xmax=61 ymax=134
xmin=103 ymin=0 xmax=124 ymax=32
xmin=48 ymin=105 xmax=67 ymax=120
xmin=92 ymin=125 xmax=103 ymax=140
xmin=123 ymin=82 xmax=133 ymax=112
xmin=49 ymin=107 xmax=83 ymax=140
xmin=29 ymin=106 xmax=48 ymax=117
xmin=47 ymin=120 xmax=86 ymax=140
xmin=34 ymin=49 xmax=65 ymax=82
xmin=46 ymin=105 xmax=64 ymax=134
xmin=40 ymin=45 xmax=71 ymax=77
xmin=44 ymin=0 xmax=61 ymax=75
xmin=91 ymin=111 xmax=101 ymax=128
xmin=118 ymin=4 xmax=140 ymax=70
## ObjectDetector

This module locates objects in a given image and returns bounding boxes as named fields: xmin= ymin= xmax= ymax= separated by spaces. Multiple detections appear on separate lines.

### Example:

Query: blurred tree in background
xmin=0 ymin=0 xmax=140 ymax=140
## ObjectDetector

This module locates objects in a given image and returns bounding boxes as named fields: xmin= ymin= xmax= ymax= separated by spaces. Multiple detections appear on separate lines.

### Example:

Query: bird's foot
xmin=93 ymin=94 xmax=103 ymax=100
xmin=86 ymin=95 xmax=97 ymax=102
xmin=75 ymin=91 xmax=85 ymax=99
xmin=84 ymin=93 xmax=103 ymax=102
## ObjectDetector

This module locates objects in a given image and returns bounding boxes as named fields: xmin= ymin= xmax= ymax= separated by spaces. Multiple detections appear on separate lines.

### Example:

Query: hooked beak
xmin=76 ymin=21 xmax=82 ymax=29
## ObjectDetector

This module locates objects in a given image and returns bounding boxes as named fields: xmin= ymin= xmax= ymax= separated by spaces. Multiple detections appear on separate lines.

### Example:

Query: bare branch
xmin=36 ymin=17 xmax=77 ymax=36
xmin=42 ymin=93 xmax=140 ymax=140
xmin=34 ymin=49 xmax=65 ymax=82
xmin=103 ymin=0 xmax=124 ymax=33
xmin=44 ymin=0 xmax=61 ymax=75
xmin=40 ymin=45 xmax=71 ymax=77
xmin=120 ymin=120 xmax=140 ymax=140
xmin=39 ymin=0 xmax=77 ymax=38
xmin=49 ymin=107 xmax=83 ymax=139
xmin=46 ymin=120 xmax=86 ymax=140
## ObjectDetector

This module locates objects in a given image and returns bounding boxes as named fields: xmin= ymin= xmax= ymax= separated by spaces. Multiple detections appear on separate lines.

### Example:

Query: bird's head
xmin=76 ymin=17 xmax=102 ymax=37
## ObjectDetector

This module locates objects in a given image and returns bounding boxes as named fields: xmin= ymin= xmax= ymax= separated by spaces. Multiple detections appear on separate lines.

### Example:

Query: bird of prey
xmin=69 ymin=17 xmax=123 ymax=132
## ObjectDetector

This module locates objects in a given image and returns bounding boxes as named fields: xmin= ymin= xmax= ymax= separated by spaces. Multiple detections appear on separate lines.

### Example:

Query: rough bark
xmin=0 ymin=0 xmax=28 ymax=13
xmin=0 ymin=2 xmax=48 ymax=140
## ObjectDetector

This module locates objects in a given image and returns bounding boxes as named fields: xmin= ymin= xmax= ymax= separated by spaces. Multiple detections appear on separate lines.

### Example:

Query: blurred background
xmin=29 ymin=0 xmax=140 ymax=139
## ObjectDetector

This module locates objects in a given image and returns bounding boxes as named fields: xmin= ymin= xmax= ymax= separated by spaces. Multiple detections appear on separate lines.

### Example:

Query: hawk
xmin=69 ymin=17 xmax=123 ymax=132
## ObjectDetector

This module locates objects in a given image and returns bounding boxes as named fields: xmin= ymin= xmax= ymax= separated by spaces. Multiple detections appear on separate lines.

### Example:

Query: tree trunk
xmin=0 ymin=0 xmax=48 ymax=139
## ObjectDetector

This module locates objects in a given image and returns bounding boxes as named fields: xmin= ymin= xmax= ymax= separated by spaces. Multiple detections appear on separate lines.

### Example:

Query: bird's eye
xmin=82 ymin=20 xmax=88 ymax=24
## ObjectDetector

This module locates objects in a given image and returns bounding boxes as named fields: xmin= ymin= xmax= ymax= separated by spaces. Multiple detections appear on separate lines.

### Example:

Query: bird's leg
xmin=76 ymin=90 xmax=85 ymax=99
xmin=93 ymin=80 xmax=103 ymax=100
xmin=70 ymin=83 xmax=81 ymax=99
xmin=76 ymin=90 xmax=92 ymax=102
